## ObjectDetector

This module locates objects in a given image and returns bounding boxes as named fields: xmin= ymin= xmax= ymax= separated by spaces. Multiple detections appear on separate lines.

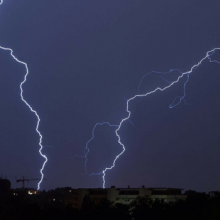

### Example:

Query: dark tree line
xmin=1 ymin=190 xmax=220 ymax=219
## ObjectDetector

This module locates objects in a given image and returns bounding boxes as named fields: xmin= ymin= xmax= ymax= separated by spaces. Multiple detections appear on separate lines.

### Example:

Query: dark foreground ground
xmin=0 ymin=190 xmax=220 ymax=220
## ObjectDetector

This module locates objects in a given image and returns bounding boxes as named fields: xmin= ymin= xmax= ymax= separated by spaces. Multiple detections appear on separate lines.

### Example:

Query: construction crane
xmin=16 ymin=176 xmax=45 ymax=190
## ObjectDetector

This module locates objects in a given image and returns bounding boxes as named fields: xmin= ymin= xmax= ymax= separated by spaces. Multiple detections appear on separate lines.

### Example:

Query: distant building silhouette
xmin=0 ymin=177 xmax=11 ymax=193
xmin=47 ymin=186 xmax=187 ymax=209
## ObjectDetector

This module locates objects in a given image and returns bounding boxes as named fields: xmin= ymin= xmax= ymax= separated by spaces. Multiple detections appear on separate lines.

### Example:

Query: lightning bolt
xmin=70 ymin=122 xmax=119 ymax=175
xmin=138 ymin=69 xmax=182 ymax=94
xmin=83 ymin=48 xmax=220 ymax=188
xmin=138 ymin=68 xmax=190 ymax=108
xmin=0 ymin=46 xmax=47 ymax=190
xmin=0 ymin=0 xmax=47 ymax=190
xmin=207 ymin=49 xmax=220 ymax=65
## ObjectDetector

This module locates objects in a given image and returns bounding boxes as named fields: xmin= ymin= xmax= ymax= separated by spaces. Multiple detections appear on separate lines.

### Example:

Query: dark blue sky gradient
xmin=0 ymin=0 xmax=220 ymax=191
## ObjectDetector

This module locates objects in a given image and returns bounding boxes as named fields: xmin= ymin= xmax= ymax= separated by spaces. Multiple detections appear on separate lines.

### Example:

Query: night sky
xmin=0 ymin=0 xmax=220 ymax=192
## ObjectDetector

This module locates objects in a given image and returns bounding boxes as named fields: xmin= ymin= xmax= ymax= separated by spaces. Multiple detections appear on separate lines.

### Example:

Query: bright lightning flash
xmin=83 ymin=47 xmax=220 ymax=188
xmin=0 ymin=46 xmax=47 ymax=190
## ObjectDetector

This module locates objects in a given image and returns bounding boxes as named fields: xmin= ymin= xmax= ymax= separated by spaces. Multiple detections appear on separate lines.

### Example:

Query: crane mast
xmin=16 ymin=176 xmax=43 ymax=190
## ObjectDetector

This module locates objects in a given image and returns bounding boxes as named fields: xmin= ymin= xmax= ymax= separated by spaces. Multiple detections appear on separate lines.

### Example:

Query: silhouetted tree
xmin=209 ymin=191 xmax=220 ymax=220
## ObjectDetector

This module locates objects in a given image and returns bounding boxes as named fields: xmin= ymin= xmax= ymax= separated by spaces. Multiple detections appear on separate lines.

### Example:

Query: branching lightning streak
xmin=169 ymin=73 xmax=190 ymax=108
xmin=86 ymin=48 xmax=220 ymax=189
xmin=0 ymin=46 xmax=47 ymax=190
xmin=71 ymin=122 xmax=118 ymax=174
xmin=207 ymin=50 xmax=220 ymax=64
xmin=138 ymin=69 xmax=190 ymax=108
xmin=138 ymin=69 xmax=182 ymax=94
